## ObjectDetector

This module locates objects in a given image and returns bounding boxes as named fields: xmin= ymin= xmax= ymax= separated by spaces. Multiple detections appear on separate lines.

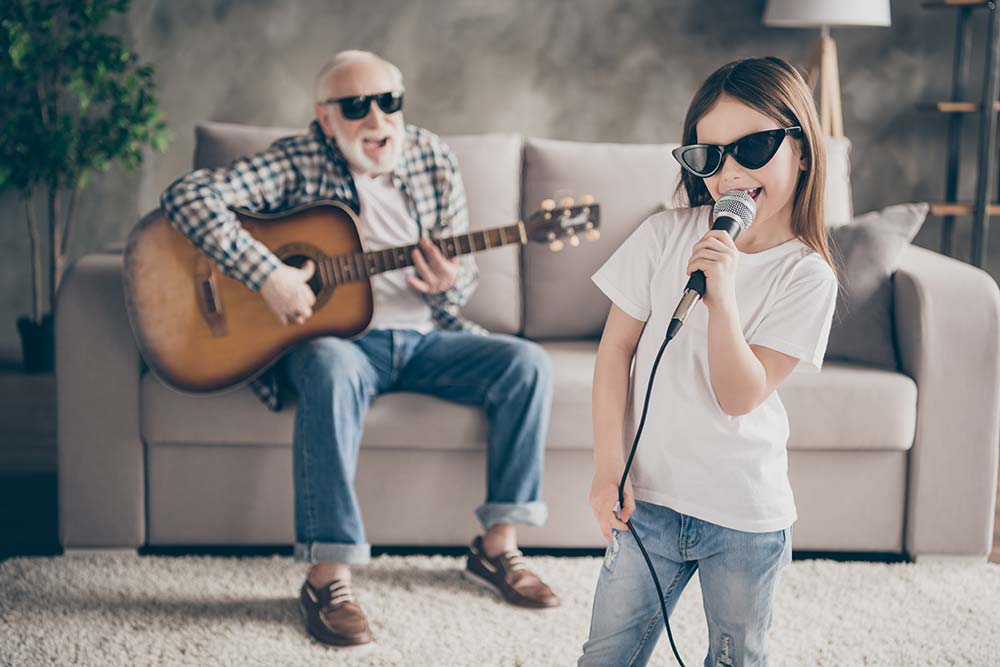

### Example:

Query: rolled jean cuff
xmin=475 ymin=501 xmax=548 ymax=530
xmin=294 ymin=541 xmax=371 ymax=565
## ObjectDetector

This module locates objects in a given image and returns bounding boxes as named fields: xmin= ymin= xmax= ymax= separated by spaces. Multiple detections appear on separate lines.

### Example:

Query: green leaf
xmin=1 ymin=0 xmax=170 ymax=257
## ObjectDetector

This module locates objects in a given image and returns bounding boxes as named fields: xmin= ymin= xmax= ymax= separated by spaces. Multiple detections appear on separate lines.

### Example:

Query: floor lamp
xmin=764 ymin=0 xmax=892 ymax=138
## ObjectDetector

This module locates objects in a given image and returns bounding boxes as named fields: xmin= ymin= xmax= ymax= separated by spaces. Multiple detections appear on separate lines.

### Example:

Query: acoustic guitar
xmin=123 ymin=196 xmax=601 ymax=393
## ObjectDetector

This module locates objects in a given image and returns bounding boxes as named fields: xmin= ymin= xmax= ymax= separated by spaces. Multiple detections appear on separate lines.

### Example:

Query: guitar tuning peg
xmin=559 ymin=196 xmax=575 ymax=208
xmin=580 ymin=194 xmax=595 ymax=205
xmin=569 ymin=235 xmax=581 ymax=247
xmin=549 ymin=239 xmax=564 ymax=252
xmin=586 ymin=229 xmax=601 ymax=241
xmin=541 ymin=198 xmax=556 ymax=211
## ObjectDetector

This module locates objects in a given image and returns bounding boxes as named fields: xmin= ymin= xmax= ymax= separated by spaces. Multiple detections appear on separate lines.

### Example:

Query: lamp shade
xmin=763 ymin=0 xmax=891 ymax=27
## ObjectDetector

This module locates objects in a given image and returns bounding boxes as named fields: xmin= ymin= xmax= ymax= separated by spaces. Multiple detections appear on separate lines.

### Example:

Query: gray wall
xmin=1 ymin=0 xmax=995 ymax=357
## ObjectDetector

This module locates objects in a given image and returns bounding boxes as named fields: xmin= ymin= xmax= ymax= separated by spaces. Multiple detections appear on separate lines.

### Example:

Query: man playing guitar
xmin=160 ymin=50 xmax=560 ymax=648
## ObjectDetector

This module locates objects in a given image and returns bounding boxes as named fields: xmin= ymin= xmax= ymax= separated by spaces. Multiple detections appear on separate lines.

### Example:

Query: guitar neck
xmin=320 ymin=222 xmax=527 ymax=283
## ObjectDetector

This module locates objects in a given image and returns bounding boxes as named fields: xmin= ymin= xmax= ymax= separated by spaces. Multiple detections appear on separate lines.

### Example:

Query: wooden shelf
xmin=917 ymin=101 xmax=1000 ymax=112
xmin=922 ymin=0 xmax=990 ymax=8
xmin=929 ymin=202 xmax=1000 ymax=216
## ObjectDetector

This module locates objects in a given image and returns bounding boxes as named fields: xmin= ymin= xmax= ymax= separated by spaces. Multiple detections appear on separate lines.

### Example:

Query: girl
xmin=579 ymin=57 xmax=840 ymax=667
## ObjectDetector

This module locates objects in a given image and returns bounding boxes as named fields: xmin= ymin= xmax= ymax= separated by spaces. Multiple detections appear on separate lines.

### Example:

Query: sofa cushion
xmin=192 ymin=121 xmax=522 ymax=334
xmin=194 ymin=121 xmax=298 ymax=170
xmin=826 ymin=202 xmax=929 ymax=371
xmin=440 ymin=134 xmax=523 ymax=334
xmin=142 ymin=341 xmax=915 ymax=453
xmin=778 ymin=362 xmax=916 ymax=450
xmin=521 ymin=138 xmax=682 ymax=339
xmin=520 ymin=136 xmax=856 ymax=339
xmin=141 ymin=340 xmax=596 ymax=452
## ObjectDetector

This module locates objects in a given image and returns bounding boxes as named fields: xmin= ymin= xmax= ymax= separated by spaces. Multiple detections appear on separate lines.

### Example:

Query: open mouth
xmin=362 ymin=137 xmax=390 ymax=149
xmin=738 ymin=187 xmax=762 ymax=202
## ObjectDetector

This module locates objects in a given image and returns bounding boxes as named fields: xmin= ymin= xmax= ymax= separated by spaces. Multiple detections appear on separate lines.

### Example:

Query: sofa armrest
xmin=56 ymin=249 xmax=144 ymax=549
xmin=894 ymin=243 xmax=1000 ymax=558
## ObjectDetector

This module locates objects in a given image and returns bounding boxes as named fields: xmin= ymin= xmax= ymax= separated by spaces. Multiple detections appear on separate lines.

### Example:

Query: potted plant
xmin=0 ymin=0 xmax=170 ymax=372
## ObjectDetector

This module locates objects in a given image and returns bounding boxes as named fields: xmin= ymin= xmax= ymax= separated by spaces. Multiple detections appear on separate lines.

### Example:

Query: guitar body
xmin=124 ymin=201 xmax=374 ymax=393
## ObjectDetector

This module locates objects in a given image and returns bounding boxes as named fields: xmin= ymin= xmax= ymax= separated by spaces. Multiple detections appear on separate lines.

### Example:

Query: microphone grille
xmin=713 ymin=190 xmax=757 ymax=231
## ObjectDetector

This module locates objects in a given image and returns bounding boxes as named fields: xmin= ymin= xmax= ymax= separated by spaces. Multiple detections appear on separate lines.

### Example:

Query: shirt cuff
xmin=239 ymin=240 xmax=283 ymax=292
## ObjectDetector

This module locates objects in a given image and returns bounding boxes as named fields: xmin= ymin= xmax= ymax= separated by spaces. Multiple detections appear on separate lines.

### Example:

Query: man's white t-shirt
xmin=351 ymin=169 xmax=435 ymax=333
xmin=591 ymin=205 xmax=838 ymax=533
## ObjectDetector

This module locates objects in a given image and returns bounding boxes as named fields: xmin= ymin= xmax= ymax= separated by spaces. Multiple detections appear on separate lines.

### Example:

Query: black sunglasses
xmin=321 ymin=90 xmax=404 ymax=121
xmin=672 ymin=126 xmax=803 ymax=178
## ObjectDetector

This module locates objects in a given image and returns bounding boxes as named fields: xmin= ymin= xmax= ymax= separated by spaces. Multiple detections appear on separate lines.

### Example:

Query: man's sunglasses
xmin=320 ymin=91 xmax=404 ymax=121
xmin=672 ymin=126 xmax=803 ymax=178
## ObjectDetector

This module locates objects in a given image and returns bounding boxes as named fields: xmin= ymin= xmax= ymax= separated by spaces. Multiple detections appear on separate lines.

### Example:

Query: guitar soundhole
xmin=284 ymin=254 xmax=324 ymax=296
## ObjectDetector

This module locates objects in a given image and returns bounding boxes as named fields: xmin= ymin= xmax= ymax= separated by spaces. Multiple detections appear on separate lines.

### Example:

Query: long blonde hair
xmin=674 ymin=56 xmax=837 ymax=280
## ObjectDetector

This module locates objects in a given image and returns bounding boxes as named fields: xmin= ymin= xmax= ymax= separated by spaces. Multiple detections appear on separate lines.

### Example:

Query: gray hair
xmin=314 ymin=50 xmax=404 ymax=102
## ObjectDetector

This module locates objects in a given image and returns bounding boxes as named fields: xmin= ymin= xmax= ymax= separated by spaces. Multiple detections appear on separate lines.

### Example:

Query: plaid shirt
xmin=160 ymin=120 xmax=485 ymax=411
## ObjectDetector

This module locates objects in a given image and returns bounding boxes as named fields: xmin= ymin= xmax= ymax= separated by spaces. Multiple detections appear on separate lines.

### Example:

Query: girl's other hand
xmin=589 ymin=467 xmax=635 ymax=542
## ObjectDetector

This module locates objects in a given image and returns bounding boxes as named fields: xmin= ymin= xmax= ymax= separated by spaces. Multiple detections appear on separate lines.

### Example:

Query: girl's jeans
xmin=579 ymin=499 xmax=793 ymax=667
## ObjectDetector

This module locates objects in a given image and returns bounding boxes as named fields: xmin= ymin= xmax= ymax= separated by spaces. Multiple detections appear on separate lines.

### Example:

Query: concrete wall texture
xmin=2 ymin=0 xmax=996 ymax=356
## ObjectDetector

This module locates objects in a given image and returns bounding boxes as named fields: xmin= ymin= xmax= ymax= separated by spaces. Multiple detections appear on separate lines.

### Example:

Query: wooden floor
xmin=1 ymin=367 xmax=999 ymax=562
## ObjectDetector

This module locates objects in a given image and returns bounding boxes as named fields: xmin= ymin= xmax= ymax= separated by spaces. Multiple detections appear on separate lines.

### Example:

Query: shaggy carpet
xmin=0 ymin=553 xmax=997 ymax=666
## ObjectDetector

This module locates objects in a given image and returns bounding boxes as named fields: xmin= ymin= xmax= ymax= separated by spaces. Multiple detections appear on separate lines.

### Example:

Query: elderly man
xmin=159 ymin=50 xmax=559 ymax=647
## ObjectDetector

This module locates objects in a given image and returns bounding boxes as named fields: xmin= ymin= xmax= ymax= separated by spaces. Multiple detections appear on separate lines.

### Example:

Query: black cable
xmin=617 ymin=317 xmax=686 ymax=666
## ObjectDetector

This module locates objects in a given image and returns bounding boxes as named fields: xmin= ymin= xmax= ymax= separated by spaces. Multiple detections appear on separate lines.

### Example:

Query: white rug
xmin=1 ymin=553 xmax=997 ymax=666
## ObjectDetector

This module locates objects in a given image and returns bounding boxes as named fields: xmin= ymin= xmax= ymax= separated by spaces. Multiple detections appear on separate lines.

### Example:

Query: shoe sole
xmin=298 ymin=598 xmax=374 ymax=647
xmin=462 ymin=568 xmax=560 ymax=610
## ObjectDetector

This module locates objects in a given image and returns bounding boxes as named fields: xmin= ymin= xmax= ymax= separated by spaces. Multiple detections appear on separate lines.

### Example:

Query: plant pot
xmin=17 ymin=314 xmax=54 ymax=373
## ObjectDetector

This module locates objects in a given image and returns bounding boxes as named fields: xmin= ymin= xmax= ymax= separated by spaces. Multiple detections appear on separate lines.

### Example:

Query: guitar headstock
xmin=524 ymin=195 xmax=601 ymax=252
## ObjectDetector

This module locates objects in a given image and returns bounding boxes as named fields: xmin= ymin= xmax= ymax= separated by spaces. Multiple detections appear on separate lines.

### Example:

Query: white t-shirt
xmin=591 ymin=205 xmax=838 ymax=532
xmin=351 ymin=169 xmax=435 ymax=333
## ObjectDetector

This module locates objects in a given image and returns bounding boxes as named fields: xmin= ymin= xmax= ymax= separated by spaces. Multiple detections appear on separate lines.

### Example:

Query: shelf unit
xmin=921 ymin=0 xmax=1000 ymax=268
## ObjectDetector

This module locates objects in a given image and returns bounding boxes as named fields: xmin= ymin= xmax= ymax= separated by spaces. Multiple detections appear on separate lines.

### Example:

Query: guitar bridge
xmin=194 ymin=255 xmax=228 ymax=337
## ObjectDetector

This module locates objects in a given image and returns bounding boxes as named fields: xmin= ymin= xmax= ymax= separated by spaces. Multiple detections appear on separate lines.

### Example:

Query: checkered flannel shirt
xmin=160 ymin=120 xmax=485 ymax=411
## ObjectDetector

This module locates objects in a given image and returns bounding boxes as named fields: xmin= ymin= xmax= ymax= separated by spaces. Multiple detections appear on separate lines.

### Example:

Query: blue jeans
xmin=579 ymin=500 xmax=793 ymax=667
xmin=279 ymin=328 xmax=553 ymax=565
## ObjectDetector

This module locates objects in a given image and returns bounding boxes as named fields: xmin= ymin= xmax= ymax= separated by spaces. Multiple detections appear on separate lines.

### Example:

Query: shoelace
xmin=498 ymin=550 xmax=530 ymax=573
xmin=325 ymin=580 xmax=356 ymax=608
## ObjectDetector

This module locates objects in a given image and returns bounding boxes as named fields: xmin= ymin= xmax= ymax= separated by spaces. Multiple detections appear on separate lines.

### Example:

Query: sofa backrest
xmin=521 ymin=138 xmax=682 ymax=339
xmin=191 ymin=121 xmax=853 ymax=340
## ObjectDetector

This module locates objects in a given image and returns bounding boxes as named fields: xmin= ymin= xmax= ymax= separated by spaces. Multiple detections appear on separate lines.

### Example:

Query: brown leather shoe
xmin=463 ymin=535 xmax=561 ymax=609
xmin=298 ymin=578 xmax=373 ymax=647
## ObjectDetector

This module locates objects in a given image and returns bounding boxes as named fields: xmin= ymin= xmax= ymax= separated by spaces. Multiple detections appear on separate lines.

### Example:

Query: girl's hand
xmin=686 ymin=230 xmax=739 ymax=312
xmin=589 ymin=467 xmax=635 ymax=542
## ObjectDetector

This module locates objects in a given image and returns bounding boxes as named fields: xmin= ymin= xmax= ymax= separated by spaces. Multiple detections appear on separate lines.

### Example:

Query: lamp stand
xmin=806 ymin=25 xmax=844 ymax=138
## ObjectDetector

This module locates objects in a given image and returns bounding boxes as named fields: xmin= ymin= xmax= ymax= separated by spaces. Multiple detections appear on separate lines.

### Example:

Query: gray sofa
xmin=56 ymin=123 xmax=1000 ymax=560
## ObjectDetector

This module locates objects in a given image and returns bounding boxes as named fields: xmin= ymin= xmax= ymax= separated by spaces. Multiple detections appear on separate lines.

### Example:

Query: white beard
xmin=338 ymin=125 xmax=405 ymax=176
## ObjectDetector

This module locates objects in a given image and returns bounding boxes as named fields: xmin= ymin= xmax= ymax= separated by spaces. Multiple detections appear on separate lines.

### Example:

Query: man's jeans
xmin=279 ymin=328 xmax=553 ymax=565
xmin=579 ymin=500 xmax=793 ymax=667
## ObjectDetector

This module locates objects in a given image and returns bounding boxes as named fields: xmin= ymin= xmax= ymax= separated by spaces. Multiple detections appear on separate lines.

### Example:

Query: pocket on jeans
xmin=602 ymin=529 xmax=621 ymax=574
xmin=781 ymin=526 xmax=793 ymax=565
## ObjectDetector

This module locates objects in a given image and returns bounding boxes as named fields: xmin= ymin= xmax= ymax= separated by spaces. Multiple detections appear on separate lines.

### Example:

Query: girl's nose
xmin=716 ymin=155 xmax=748 ymax=190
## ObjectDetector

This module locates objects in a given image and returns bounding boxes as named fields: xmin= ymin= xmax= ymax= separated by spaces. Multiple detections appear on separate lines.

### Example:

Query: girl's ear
xmin=799 ymin=155 xmax=809 ymax=172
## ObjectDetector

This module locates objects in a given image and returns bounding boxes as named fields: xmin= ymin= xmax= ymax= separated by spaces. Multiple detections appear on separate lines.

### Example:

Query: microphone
xmin=666 ymin=189 xmax=757 ymax=340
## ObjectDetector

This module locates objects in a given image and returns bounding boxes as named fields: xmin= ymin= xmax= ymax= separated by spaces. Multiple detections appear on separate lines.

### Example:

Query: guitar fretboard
xmin=318 ymin=223 xmax=524 ymax=284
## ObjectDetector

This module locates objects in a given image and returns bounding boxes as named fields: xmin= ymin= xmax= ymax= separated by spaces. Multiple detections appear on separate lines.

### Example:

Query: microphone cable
xmin=616 ymin=316 xmax=686 ymax=666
